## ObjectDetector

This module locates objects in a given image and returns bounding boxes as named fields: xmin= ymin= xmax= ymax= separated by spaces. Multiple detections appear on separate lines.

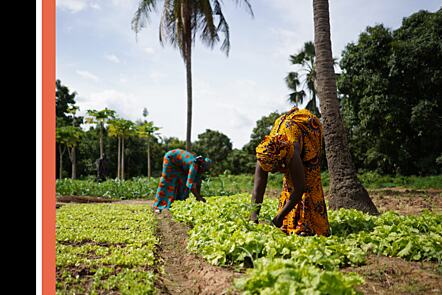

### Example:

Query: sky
xmin=56 ymin=0 xmax=441 ymax=149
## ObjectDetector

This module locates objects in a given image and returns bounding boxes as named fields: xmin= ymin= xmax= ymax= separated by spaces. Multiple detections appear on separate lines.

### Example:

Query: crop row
xmin=170 ymin=194 xmax=442 ymax=294
xmin=56 ymin=204 xmax=158 ymax=294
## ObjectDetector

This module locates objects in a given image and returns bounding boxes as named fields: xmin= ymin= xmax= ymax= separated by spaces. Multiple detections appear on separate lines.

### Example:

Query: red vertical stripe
xmin=42 ymin=0 xmax=56 ymax=294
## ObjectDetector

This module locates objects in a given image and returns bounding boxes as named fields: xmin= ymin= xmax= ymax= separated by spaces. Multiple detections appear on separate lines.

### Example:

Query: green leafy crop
xmin=170 ymin=194 xmax=441 ymax=294
xmin=56 ymin=204 xmax=158 ymax=294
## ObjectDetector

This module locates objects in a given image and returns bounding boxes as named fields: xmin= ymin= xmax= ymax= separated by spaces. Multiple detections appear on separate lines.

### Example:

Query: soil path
xmin=154 ymin=208 xmax=240 ymax=295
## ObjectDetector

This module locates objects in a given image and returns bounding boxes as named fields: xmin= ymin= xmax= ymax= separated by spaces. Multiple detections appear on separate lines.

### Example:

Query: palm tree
xmin=56 ymin=126 xmax=82 ymax=179
xmin=312 ymin=0 xmax=378 ymax=214
xmin=286 ymin=41 xmax=339 ymax=117
xmin=290 ymin=41 xmax=319 ymax=116
xmin=109 ymin=118 xmax=136 ymax=180
xmin=137 ymin=120 xmax=161 ymax=179
xmin=285 ymin=71 xmax=306 ymax=106
xmin=132 ymin=0 xmax=253 ymax=151
xmin=85 ymin=108 xmax=116 ymax=158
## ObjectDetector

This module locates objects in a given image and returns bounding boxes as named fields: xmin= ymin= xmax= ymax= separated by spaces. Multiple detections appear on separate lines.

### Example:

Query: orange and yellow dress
xmin=256 ymin=107 xmax=330 ymax=236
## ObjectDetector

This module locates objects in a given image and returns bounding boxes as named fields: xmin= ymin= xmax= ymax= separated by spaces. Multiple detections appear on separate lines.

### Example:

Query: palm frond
xmin=288 ymin=90 xmax=306 ymax=105
xmin=159 ymin=0 xmax=172 ymax=46
xmin=233 ymin=0 xmax=254 ymax=17
xmin=195 ymin=0 xmax=218 ymax=49
xmin=131 ymin=0 xmax=159 ymax=35
xmin=306 ymin=98 xmax=320 ymax=117
xmin=285 ymin=72 xmax=301 ymax=90
xmin=213 ymin=0 xmax=231 ymax=55
xmin=304 ymin=41 xmax=315 ymax=58
xmin=290 ymin=51 xmax=306 ymax=65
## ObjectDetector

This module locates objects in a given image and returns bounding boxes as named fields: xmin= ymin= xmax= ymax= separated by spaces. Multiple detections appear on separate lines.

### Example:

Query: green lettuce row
xmin=56 ymin=178 xmax=159 ymax=199
xmin=234 ymin=258 xmax=364 ymax=295
xmin=56 ymin=204 xmax=158 ymax=294
xmin=170 ymin=194 xmax=441 ymax=294
xmin=172 ymin=194 xmax=441 ymax=264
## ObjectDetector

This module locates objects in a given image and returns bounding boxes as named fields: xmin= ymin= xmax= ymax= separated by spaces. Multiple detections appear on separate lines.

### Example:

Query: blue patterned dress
xmin=152 ymin=149 xmax=203 ymax=211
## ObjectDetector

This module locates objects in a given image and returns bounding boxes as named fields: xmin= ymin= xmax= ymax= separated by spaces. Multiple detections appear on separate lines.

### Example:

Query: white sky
xmin=56 ymin=0 xmax=441 ymax=148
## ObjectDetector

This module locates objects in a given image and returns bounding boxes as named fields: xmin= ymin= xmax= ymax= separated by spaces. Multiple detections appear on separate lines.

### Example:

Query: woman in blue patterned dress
xmin=152 ymin=149 xmax=212 ymax=212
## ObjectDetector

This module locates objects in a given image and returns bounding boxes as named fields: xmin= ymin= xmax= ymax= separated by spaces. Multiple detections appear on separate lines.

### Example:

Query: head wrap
xmin=203 ymin=158 xmax=213 ymax=171
xmin=256 ymin=133 xmax=294 ymax=173
xmin=194 ymin=156 xmax=213 ymax=172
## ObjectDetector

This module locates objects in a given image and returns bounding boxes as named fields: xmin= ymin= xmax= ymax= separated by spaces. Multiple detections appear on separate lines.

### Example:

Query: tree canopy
xmin=338 ymin=8 xmax=442 ymax=175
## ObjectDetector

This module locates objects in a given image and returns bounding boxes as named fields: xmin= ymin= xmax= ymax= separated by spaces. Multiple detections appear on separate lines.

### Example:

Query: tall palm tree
xmin=286 ymin=41 xmax=340 ymax=117
xmin=85 ymin=108 xmax=116 ymax=158
xmin=56 ymin=126 xmax=82 ymax=179
xmin=287 ymin=42 xmax=317 ymax=115
xmin=109 ymin=118 xmax=136 ymax=180
xmin=137 ymin=120 xmax=161 ymax=179
xmin=312 ymin=0 xmax=378 ymax=214
xmin=132 ymin=0 xmax=253 ymax=151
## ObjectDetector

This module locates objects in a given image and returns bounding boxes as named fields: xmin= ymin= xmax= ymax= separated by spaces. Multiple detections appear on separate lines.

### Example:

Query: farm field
xmin=56 ymin=175 xmax=442 ymax=294
xmin=56 ymin=204 xmax=158 ymax=294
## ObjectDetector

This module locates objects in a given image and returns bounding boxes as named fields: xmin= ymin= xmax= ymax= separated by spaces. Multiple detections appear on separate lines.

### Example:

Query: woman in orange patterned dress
xmin=250 ymin=107 xmax=330 ymax=236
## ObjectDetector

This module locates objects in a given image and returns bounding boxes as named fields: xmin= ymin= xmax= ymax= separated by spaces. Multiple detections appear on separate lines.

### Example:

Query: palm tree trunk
xmin=312 ymin=0 xmax=378 ymax=214
xmin=117 ymin=136 xmax=121 ymax=179
xmin=71 ymin=146 xmax=76 ymax=179
xmin=147 ymin=139 xmax=151 ymax=179
xmin=121 ymin=137 xmax=125 ymax=180
xmin=184 ymin=2 xmax=192 ymax=152
xmin=58 ymin=145 xmax=65 ymax=179
xmin=99 ymin=122 xmax=104 ymax=158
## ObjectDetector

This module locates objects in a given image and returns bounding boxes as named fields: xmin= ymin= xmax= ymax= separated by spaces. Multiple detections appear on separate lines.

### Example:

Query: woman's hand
xmin=196 ymin=195 xmax=206 ymax=203
xmin=191 ymin=185 xmax=206 ymax=203
xmin=250 ymin=212 xmax=259 ymax=224
xmin=272 ymin=215 xmax=283 ymax=228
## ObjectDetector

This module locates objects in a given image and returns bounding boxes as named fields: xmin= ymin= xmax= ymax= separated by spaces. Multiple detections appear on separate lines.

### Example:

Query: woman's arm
xmin=250 ymin=161 xmax=268 ymax=223
xmin=272 ymin=150 xmax=305 ymax=227
xmin=191 ymin=182 xmax=206 ymax=202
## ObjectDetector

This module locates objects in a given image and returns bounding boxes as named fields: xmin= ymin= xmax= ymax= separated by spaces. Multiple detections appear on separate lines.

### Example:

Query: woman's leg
xmin=153 ymin=153 xmax=177 ymax=211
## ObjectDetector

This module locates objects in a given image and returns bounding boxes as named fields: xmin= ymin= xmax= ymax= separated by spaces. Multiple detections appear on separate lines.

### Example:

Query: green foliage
xmin=170 ymin=194 xmax=441 ymax=293
xmin=56 ymin=79 xmax=83 ymax=127
xmin=56 ymin=126 xmax=83 ymax=148
xmin=243 ymin=111 xmax=281 ymax=156
xmin=132 ymin=0 xmax=253 ymax=58
xmin=56 ymin=173 xmax=442 ymax=200
xmin=136 ymin=120 xmax=160 ymax=141
xmin=338 ymin=8 xmax=442 ymax=175
xmin=85 ymin=108 xmax=117 ymax=126
xmin=192 ymin=129 xmax=233 ymax=175
xmin=235 ymin=258 xmax=364 ymax=295
xmin=56 ymin=204 xmax=157 ymax=294
xmin=286 ymin=41 xmax=321 ymax=117
xmin=162 ymin=137 xmax=186 ymax=152
xmin=356 ymin=171 xmax=442 ymax=189
xmin=224 ymin=149 xmax=257 ymax=175
xmin=56 ymin=178 xmax=159 ymax=199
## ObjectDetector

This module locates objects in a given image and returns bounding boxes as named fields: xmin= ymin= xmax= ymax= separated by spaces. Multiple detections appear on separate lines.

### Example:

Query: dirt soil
xmin=57 ymin=195 xmax=115 ymax=203
xmin=153 ymin=208 xmax=240 ymax=295
xmin=343 ymin=255 xmax=442 ymax=294
xmin=367 ymin=188 xmax=442 ymax=215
